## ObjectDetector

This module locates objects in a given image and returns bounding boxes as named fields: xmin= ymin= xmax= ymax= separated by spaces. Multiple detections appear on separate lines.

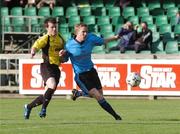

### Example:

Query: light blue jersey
xmin=65 ymin=33 xmax=104 ymax=74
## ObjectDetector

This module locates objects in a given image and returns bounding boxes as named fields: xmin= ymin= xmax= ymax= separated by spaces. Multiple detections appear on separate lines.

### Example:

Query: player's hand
xmin=31 ymin=48 xmax=36 ymax=58
xmin=114 ymin=35 xmax=120 ymax=39
xmin=59 ymin=49 xmax=66 ymax=57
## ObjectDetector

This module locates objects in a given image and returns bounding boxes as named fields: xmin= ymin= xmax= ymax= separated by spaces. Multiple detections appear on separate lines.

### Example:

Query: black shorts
xmin=40 ymin=63 xmax=60 ymax=86
xmin=78 ymin=68 xmax=102 ymax=91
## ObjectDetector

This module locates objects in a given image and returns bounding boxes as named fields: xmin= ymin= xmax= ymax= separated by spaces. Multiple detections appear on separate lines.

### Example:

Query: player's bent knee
xmin=46 ymin=78 xmax=57 ymax=89
xmin=89 ymin=88 xmax=103 ymax=101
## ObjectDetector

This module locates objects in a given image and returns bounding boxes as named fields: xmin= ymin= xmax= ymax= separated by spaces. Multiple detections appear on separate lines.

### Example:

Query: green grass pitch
xmin=0 ymin=98 xmax=180 ymax=134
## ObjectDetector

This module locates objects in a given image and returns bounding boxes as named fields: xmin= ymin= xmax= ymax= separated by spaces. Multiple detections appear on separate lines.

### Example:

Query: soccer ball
xmin=126 ymin=72 xmax=141 ymax=87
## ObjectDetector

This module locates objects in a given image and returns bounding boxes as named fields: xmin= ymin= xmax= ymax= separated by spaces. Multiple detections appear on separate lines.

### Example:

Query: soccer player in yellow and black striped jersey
xmin=24 ymin=17 xmax=66 ymax=119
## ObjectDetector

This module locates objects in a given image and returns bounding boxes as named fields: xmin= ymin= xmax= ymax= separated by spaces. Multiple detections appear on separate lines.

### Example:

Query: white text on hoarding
xmin=140 ymin=66 xmax=176 ymax=89
xmin=30 ymin=65 xmax=66 ymax=88
xmin=96 ymin=67 xmax=120 ymax=88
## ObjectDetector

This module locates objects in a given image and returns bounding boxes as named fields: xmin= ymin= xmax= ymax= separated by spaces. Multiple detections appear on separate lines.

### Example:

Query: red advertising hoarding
xmin=19 ymin=59 xmax=180 ymax=96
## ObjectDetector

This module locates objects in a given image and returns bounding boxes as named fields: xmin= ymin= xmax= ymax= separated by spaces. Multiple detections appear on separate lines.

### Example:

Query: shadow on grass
xmin=1 ymin=119 xmax=180 ymax=126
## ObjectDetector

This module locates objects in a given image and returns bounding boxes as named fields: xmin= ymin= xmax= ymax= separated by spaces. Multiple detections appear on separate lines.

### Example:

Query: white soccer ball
xmin=126 ymin=72 xmax=141 ymax=87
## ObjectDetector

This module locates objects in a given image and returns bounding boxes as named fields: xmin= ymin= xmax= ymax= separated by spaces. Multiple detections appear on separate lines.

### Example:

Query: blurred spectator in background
xmin=37 ymin=0 xmax=55 ymax=10
xmin=3 ymin=0 xmax=27 ymax=8
xmin=19 ymin=0 xmax=27 ymax=7
xmin=109 ymin=21 xmax=137 ymax=53
xmin=114 ymin=0 xmax=132 ymax=8
xmin=176 ymin=11 xmax=180 ymax=24
xmin=25 ymin=0 xmax=36 ymax=7
xmin=134 ymin=22 xmax=152 ymax=53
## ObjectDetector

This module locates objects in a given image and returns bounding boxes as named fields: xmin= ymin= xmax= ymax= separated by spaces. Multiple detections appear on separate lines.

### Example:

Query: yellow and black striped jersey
xmin=32 ymin=33 xmax=65 ymax=66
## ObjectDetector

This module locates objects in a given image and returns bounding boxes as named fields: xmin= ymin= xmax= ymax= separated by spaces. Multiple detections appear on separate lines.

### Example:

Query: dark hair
xmin=44 ymin=17 xmax=57 ymax=28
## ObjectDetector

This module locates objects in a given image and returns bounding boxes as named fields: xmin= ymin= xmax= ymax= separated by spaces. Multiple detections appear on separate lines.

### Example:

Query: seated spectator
xmin=134 ymin=22 xmax=152 ymax=53
xmin=176 ymin=11 xmax=180 ymax=24
xmin=109 ymin=21 xmax=137 ymax=53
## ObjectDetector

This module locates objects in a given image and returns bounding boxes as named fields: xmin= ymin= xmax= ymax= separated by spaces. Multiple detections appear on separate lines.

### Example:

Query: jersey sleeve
xmin=89 ymin=33 xmax=105 ymax=46
xmin=31 ymin=35 xmax=48 ymax=51
xmin=62 ymin=42 xmax=70 ymax=62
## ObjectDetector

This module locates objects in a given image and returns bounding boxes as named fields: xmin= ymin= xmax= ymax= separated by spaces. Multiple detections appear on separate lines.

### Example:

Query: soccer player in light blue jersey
xmin=65 ymin=23 xmax=121 ymax=120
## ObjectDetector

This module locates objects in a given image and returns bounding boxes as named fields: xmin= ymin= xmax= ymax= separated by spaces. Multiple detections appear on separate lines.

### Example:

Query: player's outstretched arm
xmin=104 ymin=35 xmax=119 ymax=44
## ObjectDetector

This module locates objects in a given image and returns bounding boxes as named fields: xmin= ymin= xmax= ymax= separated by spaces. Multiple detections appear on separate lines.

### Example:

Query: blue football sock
xmin=98 ymin=98 xmax=119 ymax=119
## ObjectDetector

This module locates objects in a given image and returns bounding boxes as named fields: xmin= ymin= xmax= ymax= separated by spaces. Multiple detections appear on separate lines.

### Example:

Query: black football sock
xmin=98 ymin=98 xmax=120 ymax=119
xmin=42 ymin=88 xmax=55 ymax=110
xmin=27 ymin=95 xmax=44 ymax=109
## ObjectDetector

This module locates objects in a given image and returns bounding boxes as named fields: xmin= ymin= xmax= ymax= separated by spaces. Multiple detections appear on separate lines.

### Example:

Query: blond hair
xmin=74 ymin=23 xmax=88 ymax=35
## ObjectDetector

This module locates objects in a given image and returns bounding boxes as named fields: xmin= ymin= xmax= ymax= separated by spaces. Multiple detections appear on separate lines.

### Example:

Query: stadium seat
xmin=1 ymin=17 xmax=11 ymax=32
xmin=38 ymin=7 xmax=50 ymax=16
xmin=125 ymin=50 xmax=136 ymax=54
xmin=58 ymin=24 xmax=69 ymax=34
xmin=151 ymin=41 xmax=164 ymax=53
xmin=107 ymin=7 xmax=121 ymax=18
xmin=1 ymin=7 xmax=10 ymax=26
xmin=12 ymin=17 xmax=25 ymax=32
xmin=68 ymin=16 xmax=80 ymax=27
xmin=31 ymin=23 xmax=43 ymax=32
xmin=137 ymin=7 xmax=149 ymax=17
xmin=112 ymin=16 xmax=124 ymax=26
xmin=165 ymin=41 xmax=179 ymax=54
xmin=140 ymin=50 xmax=151 ymax=54
xmin=97 ymin=16 xmax=110 ymax=25
xmin=106 ymin=41 xmax=117 ymax=51
xmin=162 ymin=0 xmax=175 ymax=9
xmin=109 ymin=50 xmax=120 ymax=54
xmin=148 ymin=24 xmax=157 ymax=33
xmin=88 ymin=24 xmax=98 ymax=33
xmin=141 ymin=16 xmax=153 ymax=25
xmin=150 ymin=8 xmax=165 ymax=16
xmin=152 ymin=32 xmax=160 ymax=42
xmin=102 ymin=32 xmax=114 ymax=38
xmin=52 ymin=7 xmax=64 ymax=17
xmin=90 ymin=0 xmax=104 ymax=8
xmin=66 ymin=7 xmax=78 ymax=18
xmin=128 ymin=16 xmax=139 ymax=25
xmin=104 ymin=0 xmax=116 ymax=8
xmin=169 ymin=16 xmax=177 ymax=26
xmin=174 ymin=24 xmax=180 ymax=36
xmin=114 ymin=24 xmax=123 ymax=34
xmin=11 ymin=7 xmax=23 ymax=15
xmin=24 ymin=7 xmax=38 ymax=26
xmin=58 ymin=16 xmax=67 ymax=24
xmin=24 ymin=7 xmax=36 ymax=16
xmin=75 ymin=0 xmax=90 ymax=8
xmin=167 ymin=7 xmax=178 ymax=18
xmin=159 ymin=24 xmax=172 ymax=35
xmin=1 ymin=7 xmax=9 ymax=16
xmin=92 ymin=7 xmax=106 ymax=16
xmin=122 ymin=7 xmax=135 ymax=19
xmin=99 ymin=24 xmax=113 ymax=34
xmin=148 ymin=1 xmax=161 ymax=10
xmin=83 ymin=16 xmax=96 ymax=25
xmin=62 ymin=33 xmax=71 ymax=41
xmin=80 ymin=7 xmax=91 ymax=17
xmin=155 ymin=15 xmax=168 ymax=27
xmin=162 ymin=33 xmax=174 ymax=44
xmin=92 ymin=46 xmax=105 ymax=54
